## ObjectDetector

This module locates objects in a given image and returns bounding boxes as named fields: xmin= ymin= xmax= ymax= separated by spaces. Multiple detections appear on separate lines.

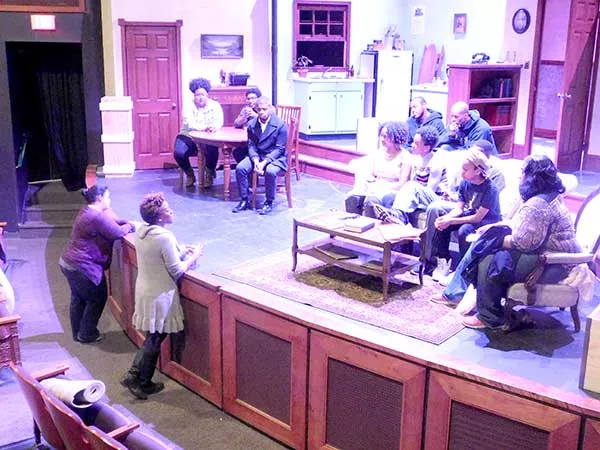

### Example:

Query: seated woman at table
xmin=345 ymin=121 xmax=412 ymax=218
xmin=173 ymin=77 xmax=224 ymax=188
xmin=432 ymin=155 xmax=581 ymax=330
xmin=232 ymin=87 xmax=262 ymax=163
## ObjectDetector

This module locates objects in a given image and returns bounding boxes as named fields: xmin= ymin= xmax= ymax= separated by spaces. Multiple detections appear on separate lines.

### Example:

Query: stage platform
xmin=104 ymin=168 xmax=600 ymax=450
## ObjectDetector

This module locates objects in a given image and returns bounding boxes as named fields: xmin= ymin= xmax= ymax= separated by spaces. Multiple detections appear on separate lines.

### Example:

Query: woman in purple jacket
xmin=60 ymin=185 xmax=134 ymax=343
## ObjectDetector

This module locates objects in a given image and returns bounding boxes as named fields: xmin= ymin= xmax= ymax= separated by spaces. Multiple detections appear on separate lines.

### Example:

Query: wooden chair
xmin=251 ymin=116 xmax=298 ymax=209
xmin=41 ymin=389 xmax=136 ymax=450
xmin=0 ymin=303 xmax=20 ymax=369
xmin=275 ymin=105 xmax=302 ymax=181
xmin=10 ymin=362 xmax=69 ymax=450
xmin=85 ymin=425 xmax=174 ymax=450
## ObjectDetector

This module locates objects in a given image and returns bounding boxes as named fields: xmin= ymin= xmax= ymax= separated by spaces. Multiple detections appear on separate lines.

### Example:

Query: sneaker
xmin=372 ymin=204 xmax=407 ymax=225
xmin=432 ymin=257 xmax=451 ymax=282
xmin=430 ymin=295 xmax=457 ymax=308
xmin=455 ymin=285 xmax=477 ymax=316
xmin=438 ymin=271 xmax=454 ymax=287
xmin=76 ymin=334 xmax=104 ymax=344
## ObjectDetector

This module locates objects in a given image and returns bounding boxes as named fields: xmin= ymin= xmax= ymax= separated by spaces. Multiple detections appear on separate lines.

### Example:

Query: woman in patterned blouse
xmin=461 ymin=155 xmax=581 ymax=329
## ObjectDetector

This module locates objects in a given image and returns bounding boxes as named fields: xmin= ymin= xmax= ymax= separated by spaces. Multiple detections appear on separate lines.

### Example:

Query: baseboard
xmin=533 ymin=129 xmax=557 ymax=139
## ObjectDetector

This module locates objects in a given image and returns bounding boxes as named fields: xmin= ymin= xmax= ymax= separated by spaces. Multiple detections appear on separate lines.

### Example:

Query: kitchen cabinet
xmin=294 ymin=78 xmax=370 ymax=137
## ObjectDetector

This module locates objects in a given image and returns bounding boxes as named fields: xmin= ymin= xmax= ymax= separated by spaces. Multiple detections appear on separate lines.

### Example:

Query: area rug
xmin=216 ymin=251 xmax=465 ymax=344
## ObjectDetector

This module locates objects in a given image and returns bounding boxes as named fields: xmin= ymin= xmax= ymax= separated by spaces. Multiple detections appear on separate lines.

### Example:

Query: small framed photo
xmin=453 ymin=13 xmax=467 ymax=35
xmin=200 ymin=34 xmax=244 ymax=59
xmin=512 ymin=8 xmax=531 ymax=34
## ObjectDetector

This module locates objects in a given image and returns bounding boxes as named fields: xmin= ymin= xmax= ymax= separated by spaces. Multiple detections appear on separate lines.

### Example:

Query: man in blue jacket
xmin=407 ymin=97 xmax=447 ymax=146
xmin=439 ymin=101 xmax=497 ymax=155
xmin=232 ymin=97 xmax=288 ymax=215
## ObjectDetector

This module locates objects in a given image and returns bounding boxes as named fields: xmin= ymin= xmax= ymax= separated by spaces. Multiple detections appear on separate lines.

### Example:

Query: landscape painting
xmin=201 ymin=34 xmax=244 ymax=59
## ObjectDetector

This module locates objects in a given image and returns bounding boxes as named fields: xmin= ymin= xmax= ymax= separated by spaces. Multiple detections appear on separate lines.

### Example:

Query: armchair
xmin=504 ymin=186 xmax=600 ymax=332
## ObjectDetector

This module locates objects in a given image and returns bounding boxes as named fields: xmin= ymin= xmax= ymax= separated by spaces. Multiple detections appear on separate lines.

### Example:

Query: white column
xmin=99 ymin=96 xmax=135 ymax=177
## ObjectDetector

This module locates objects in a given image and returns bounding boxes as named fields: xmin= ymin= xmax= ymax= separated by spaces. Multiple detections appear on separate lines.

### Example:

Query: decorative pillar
xmin=99 ymin=96 xmax=135 ymax=177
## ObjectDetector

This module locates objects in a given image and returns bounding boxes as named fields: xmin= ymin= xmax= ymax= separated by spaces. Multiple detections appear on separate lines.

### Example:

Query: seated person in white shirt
xmin=345 ymin=121 xmax=412 ymax=218
xmin=173 ymin=77 xmax=224 ymax=188
xmin=371 ymin=125 xmax=448 ymax=224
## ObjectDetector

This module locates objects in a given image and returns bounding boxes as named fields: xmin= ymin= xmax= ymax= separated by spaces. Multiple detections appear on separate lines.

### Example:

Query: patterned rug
xmin=216 ymin=251 xmax=465 ymax=344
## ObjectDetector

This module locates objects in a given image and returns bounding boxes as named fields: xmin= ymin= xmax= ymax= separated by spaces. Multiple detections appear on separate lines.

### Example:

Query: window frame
xmin=293 ymin=0 xmax=351 ymax=72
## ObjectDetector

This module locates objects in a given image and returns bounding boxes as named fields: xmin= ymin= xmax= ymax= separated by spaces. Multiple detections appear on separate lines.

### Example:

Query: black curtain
xmin=36 ymin=52 xmax=88 ymax=191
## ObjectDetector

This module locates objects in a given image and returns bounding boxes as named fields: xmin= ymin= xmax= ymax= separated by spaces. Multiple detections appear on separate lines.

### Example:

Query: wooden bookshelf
xmin=447 ymin=64 xmax=522 ymax=156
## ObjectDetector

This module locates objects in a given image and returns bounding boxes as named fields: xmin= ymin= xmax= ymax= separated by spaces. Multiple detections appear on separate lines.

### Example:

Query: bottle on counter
xmin=349 ymin=65 xmax=355 ymax=78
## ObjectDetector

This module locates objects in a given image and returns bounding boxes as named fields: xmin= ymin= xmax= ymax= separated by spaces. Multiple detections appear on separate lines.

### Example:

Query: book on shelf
xmin=313 ymin=243 xmax=358 ymax=260
xmin=343 ymin=216 xmax=378 ymax=233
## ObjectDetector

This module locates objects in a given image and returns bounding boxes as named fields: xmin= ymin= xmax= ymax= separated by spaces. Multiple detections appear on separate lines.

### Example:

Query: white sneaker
xmin=456 ymin=284 xmax=477 ymax=316
xmin=432 ymin=257 xmax=451 ymax=282
xmin=438 ymin=271 xmax=454 ymax=286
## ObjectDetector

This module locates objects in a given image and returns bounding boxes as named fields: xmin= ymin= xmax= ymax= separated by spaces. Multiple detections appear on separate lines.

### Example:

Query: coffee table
xmin=292 ymin=212 xmax=424 ymax=303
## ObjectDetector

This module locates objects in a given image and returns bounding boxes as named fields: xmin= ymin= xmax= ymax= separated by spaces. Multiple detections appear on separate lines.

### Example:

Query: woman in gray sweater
xmin=122 ymin=192 xmax=203 ymax=400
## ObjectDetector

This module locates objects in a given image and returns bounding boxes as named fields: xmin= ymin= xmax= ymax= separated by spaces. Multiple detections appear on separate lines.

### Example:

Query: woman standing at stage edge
xmin=122 ymin=192 xmax=203 ymax=400
xmin=60 ymin=185 xmax=135 ymax=343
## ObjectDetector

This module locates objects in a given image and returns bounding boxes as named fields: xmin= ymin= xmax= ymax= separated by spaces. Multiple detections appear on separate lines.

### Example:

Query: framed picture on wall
xmin=201 ymin=34 xmax=244 ymax=59
xmin=512 ymin=8 xmax=531 ymax=34
xmin=453 ymin=13 xmax=467 ymax=35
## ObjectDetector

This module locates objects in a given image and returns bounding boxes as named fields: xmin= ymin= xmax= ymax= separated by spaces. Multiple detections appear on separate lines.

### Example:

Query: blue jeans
xmin=442 ymin=240 xmax=476 ymax=303
xmin=60 ymin=266 xmax=107 ymax=342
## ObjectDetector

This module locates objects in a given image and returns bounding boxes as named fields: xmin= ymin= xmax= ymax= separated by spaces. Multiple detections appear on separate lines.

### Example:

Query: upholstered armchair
xmin=504 ymin=186 xmax=600 ymax=332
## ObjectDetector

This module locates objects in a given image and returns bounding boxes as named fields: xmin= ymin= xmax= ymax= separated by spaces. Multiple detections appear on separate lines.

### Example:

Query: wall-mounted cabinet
xmin=294 ymin=79 xmax=367 ymax=137
xmin=447 ymin=64 xmax=522 ymax=156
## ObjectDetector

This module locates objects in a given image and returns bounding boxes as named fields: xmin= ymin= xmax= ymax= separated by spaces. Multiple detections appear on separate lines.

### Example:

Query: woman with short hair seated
xmin=345 ymin=121 xmax=411 ymax=218
xmin=433 ymin=155 xmax=581 ymax=329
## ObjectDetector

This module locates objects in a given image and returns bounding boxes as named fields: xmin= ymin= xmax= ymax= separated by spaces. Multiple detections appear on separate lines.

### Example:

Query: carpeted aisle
xmin=216 ymin=250 xmax=465 ymax=344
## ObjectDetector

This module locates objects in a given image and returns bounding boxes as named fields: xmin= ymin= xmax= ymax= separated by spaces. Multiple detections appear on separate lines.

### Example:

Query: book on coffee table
xmin=343 ymin=216 xmax=378 ymax=233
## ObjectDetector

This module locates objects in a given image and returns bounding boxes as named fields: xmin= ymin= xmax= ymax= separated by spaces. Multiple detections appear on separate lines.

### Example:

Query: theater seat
xmin=10 ymin=362 xmax=68 ymax=449
xmin=41 ymin=389 xmax=133 ymax=450
xmin=85 ymin=425 xmax=174 ymax=450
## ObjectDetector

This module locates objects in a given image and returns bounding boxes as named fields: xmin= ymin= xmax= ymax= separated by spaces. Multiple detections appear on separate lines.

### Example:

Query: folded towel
xmin=40 ymin=378 xmax=106 ymax=408
xmin=559 ymin=263 xmax=598 ymax=302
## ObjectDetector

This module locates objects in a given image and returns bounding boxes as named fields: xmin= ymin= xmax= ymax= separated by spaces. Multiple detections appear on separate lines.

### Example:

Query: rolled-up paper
xmin=40 ymin=378 xmax=106 ymax=408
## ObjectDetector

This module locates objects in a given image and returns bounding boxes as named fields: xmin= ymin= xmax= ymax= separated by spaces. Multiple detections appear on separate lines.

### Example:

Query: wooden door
xmin=120 ymin=21 xmax=182 ymax=169
xmin=555 ymin=0 xmax=599 ymax=171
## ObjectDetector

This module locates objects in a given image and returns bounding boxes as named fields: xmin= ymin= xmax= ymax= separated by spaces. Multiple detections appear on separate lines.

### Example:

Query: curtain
xmin=37 ymin=67 xmax=87 ymax=191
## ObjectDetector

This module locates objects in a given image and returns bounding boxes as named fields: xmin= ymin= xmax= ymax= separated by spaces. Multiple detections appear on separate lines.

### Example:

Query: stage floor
xmin=103 ymin=168 xmax=599 ymax=401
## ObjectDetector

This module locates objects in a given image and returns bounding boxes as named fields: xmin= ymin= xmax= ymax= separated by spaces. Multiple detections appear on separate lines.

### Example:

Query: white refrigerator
xmin=358 ymin=49 xmax=413 ymax=120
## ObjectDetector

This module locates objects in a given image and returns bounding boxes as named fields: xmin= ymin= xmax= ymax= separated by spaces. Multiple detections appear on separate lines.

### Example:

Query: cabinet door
xmin=222 ymin=296 xmax=308 ymax=450
xmin=426 ymin=371 xmax=580 ymax=450
xmin=335 ymin=90 xmax=363 ymax=132
xmin=308 ymin=331 xmax=425 ymax=450
xmin=307 ymin=90 xmax=337 ymax=133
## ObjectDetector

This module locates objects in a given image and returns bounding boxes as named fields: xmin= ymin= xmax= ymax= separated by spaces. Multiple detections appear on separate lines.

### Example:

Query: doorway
xmin=7 ymin=42 xmax=88 ymax=215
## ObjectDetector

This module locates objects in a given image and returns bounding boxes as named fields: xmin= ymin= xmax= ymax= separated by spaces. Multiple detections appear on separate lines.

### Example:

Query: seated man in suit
xmin=438 ymin=101 xmax=497 ymax=155
xmin=232 ymin=96 xmax=288 ymax=215
xmin=407 ymin=97 xmax=446 ymax=146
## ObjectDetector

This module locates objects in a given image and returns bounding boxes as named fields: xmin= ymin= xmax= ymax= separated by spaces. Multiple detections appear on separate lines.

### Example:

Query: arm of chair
xmin=31 ymin=364 xmax=70 ymax=381
xmin=0 ymin=313 xmax=20 ymax=326
xmin=107 ymin=422 xmax=141 ymax=440
xmin=543 ymin=252 xmax=593 ymax=265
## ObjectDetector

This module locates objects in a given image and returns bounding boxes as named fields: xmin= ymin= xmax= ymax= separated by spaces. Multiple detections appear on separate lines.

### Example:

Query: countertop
xmin=292 ymin=76 xmax=374 ymax=83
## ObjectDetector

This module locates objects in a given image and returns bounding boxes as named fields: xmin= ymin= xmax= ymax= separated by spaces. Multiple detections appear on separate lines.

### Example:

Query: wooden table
xmin=292 ymin=212 xmax=424 ymax=303
xmin=188 ymin=127 xmax=248 ymax=201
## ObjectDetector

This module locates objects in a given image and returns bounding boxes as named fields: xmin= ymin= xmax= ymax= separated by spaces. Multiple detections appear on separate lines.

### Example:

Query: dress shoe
xmin=232 ymin=199 xmax=250 ymax=213
xmin=258 ymin=202 xmax=273 ymax=215
xmin=120 ymin=374 xmax=138 ymax=388
xmin=76 ymin=334 xmax=104 ymax=344
xmin=127 ymin=381 xmax=165 ymax=400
